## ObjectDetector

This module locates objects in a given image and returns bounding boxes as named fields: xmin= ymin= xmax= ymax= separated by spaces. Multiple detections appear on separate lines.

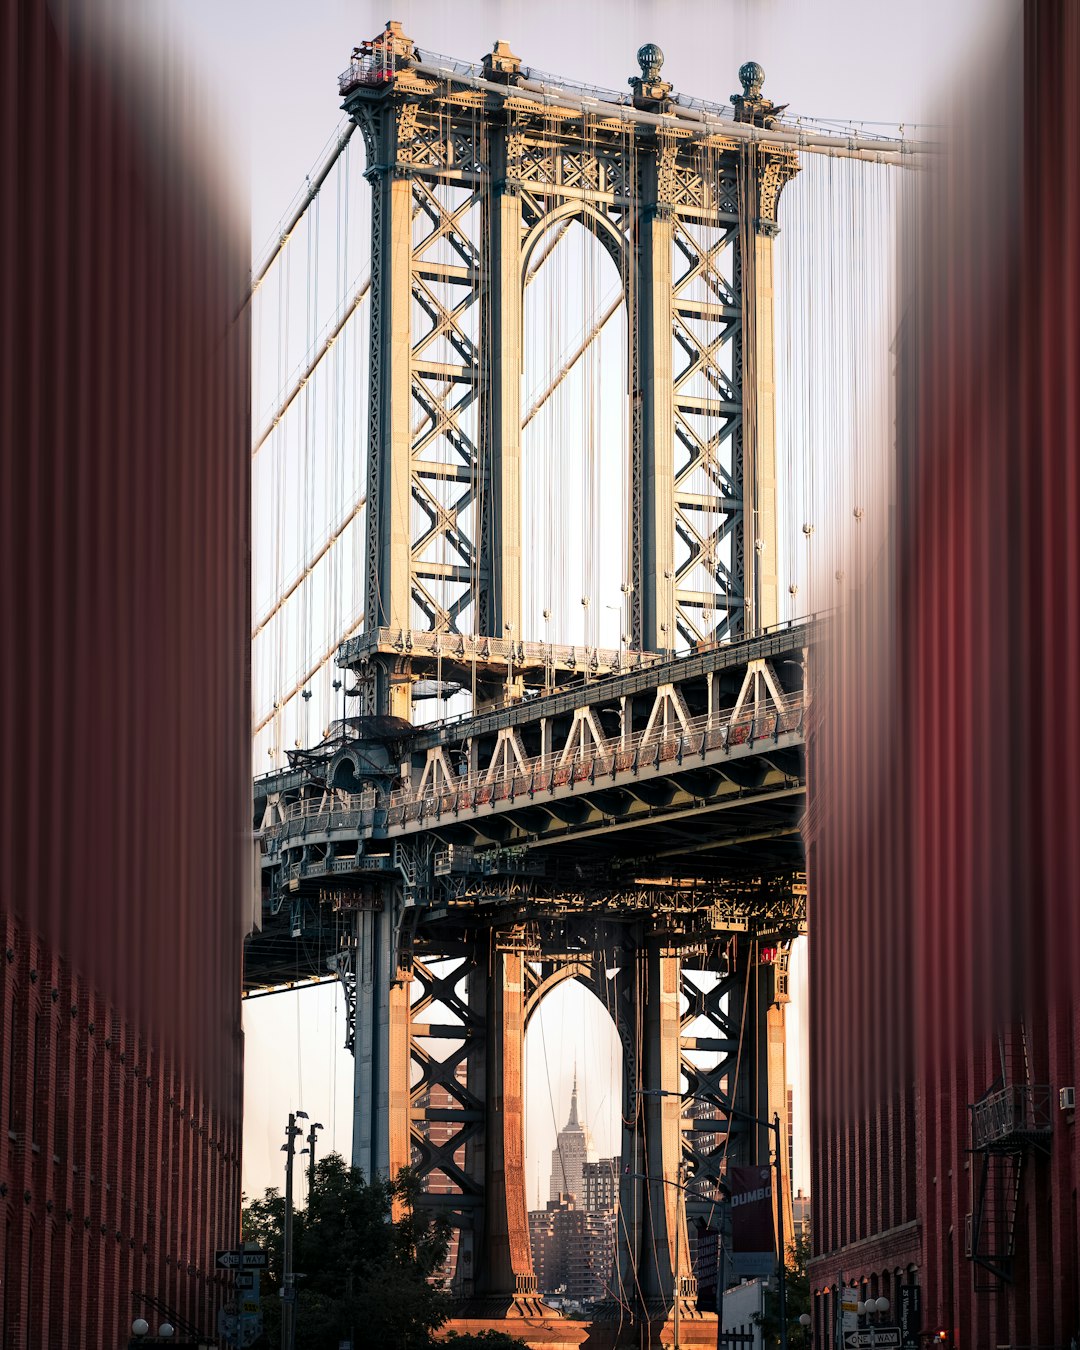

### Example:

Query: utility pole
xmin=774 ymin=1110 xmax=787 ymax=1347
xmin=715 ymin=1214 xmax=729 ymax=1350
xmin=674 ymin=1161 xmax=684 ymax=1350
xmin=623 ymin=1167 xmax=701 ymax=1348
xmin=639 ymin=1089 xmax=789 ymax=1350
xmin=281 ymin=1111 xmax=306 ymax=1350
xmin=306 ymin=1120 xmax=324 ymax=1194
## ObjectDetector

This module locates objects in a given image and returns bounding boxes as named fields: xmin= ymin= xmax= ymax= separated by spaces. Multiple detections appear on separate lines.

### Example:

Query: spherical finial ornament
xmin=739 ymin=60 xmax=765 ymax=99
xmin=637 ymin=43 xmax=665 ymax=82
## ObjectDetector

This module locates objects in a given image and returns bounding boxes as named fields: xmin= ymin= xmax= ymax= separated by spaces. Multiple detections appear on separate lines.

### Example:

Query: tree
xmin=754 ymin=1231 xmax=812 ymax=1347
xmin=242 ymin=1153 xmax=452 ymax=1349
xmin=442 ymin=1333 xmax=530 ymax=1349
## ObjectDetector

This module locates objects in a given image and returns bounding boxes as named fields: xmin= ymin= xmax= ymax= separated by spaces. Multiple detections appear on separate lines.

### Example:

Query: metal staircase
xmin=966 ymin=1030 xmax=1053 ymax=1292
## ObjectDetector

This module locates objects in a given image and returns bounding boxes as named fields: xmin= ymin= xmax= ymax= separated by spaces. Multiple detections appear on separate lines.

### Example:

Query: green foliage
xmin=241 ymin=1153 xmax=452 ymax=1350
xmin=441 ymin=1333 xmax=530 ymax=1349
xmin=754 ymin=1231 xmax=812 ymax=1347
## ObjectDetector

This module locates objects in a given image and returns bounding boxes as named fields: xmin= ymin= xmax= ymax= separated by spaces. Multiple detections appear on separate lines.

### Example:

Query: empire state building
xmin=549 ymin=1068 xmax=590 ymax=1203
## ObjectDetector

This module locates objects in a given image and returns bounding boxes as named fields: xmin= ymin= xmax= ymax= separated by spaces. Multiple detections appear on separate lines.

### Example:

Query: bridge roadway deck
xmin=401 ymin=618 xmax=817 ymax=752
xmin=246 ymin=622 xmax=813 ymax=992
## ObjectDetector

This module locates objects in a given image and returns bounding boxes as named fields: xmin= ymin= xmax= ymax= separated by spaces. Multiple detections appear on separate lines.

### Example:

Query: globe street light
xmin=130 ymin=1314 xmax=177 ymax=1344
xmin=862 ymin=1295 xmax=891 ymax=1347
xmin=798 ymin=1311 xmax=811 ymax=1346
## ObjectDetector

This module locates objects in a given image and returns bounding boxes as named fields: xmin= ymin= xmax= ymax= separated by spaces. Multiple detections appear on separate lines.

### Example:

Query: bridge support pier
xmin=730 ymin=939 xmax=794 ymax=1252
xmin=352 ymin=903 xmax=411 ymax=1180
xmin=342 ymin=895 xmax=796 ymax=1345
xmin=466 ymin=932 xmax=540 ymax=1313
xmin=615 ymin=937 xmax=694 ymax=1318
xmin=346 ymin=915 xmax=793 ymax=1326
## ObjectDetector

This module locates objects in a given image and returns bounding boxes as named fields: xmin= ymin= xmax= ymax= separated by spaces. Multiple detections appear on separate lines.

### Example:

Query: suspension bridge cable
xmin=525 ymin=218 xmax=572 ymax=284
xmin=253 ymin=611 xmax=364 ymax=737
xmin=412 ymin=61 xmax=932 ymax=167
xmin=247 ymin=121 xmax=357 ymax=306
xmin=251 ymin=497 xmax=367 ymax=640
xmin=251 ymin=277 xmax=370 ymax=457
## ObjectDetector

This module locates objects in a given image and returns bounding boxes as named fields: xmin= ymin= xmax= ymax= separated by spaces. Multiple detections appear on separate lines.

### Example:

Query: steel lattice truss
xmin=407 ymin=955 xmax=486 ymax=1211
xmin=392 ymin=918 xmax=792 ymax=1251
xmin=363 ymin=99 xmax=490 ymax=634
xmin=671 ymin=205 xmax=745 ymax=644
xmin=680 ymin=958 xmax=752 ymax=1206
xmin=345 ymin=70 xmax=795 ymax=651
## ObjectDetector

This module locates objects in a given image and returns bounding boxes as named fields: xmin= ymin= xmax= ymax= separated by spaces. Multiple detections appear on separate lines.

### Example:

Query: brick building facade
xmin=807 ymin=4 xmax=1080 ymax=1345
xmin=582 ymin=1158 xmax=619 ymax=1214
xmin=0 ymin=917 xmax=244 ymax=1345
xmin=1 ymin=0 xmax=250 ymax=1342
xmin=529 ymin=1199 xmax=616 ymax=1304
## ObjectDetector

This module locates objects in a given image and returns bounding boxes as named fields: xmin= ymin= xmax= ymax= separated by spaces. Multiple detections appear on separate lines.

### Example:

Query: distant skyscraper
xmin=792 ymin=1189 xmax=811 ymax=1244
xmin=533 ymin=1073 xmax=618 ymax=1304
xmin=549 ymin=1067 xmax=590 ymax=1203
xmin=787 ymin=1084 xmax=795 ymax=1187
xmin=529 ymin=1198 xmax=616 ymax=1304
xmin=582 ymin=1158 xmax=619 ymax=1213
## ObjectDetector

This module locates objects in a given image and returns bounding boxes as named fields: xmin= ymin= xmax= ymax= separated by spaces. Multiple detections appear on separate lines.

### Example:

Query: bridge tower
xmin=327 ymin=22 xmax=801 ymax=1328
xmin=341 ymin=22 xmax=795 ymax=717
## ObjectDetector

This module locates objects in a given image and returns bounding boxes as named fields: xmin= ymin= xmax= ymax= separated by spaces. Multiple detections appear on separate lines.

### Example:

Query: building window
xmin=51 ymin=1016 xmax=66 ymax=1164
xmin=31 ymin=1013 xmax=45 ymax=1147
xmin=26 ymin=1221 xmax=35 ymax=1350
xmin=2 ymin=1215 xmax=11 ymax=1348
xmin=8 ymin=997 xmax=20 ymax=1133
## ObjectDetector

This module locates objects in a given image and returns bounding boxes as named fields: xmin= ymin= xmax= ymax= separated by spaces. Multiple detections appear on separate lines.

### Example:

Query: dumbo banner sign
xmin=729 ymin=1165 xmax=776 ymax=1277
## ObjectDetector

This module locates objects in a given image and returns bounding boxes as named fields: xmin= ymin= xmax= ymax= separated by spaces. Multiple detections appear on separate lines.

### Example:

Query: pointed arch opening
xmin=523 ymin=969 xmax=624 ymax=1305
xmin=521 ymin=213 xmax=631 ymax=651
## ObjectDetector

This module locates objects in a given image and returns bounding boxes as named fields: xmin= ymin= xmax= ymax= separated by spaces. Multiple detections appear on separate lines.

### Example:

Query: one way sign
xmin=216 ymin=1249 xmax=269 ymax=1270
xmin=843 ymin=1331 xmax=901 ymax=1349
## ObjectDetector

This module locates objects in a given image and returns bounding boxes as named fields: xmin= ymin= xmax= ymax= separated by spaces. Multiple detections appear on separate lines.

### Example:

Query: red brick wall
xmin=1 ymin=915 xmax=244 ymax=1346
xmin=805 ymin=566 xmax=919 ymax=1331
xmin=808 ymin=3 xmax=1080 ymax=1345
xmin=1 ymin=0 xmax=249 ymax=1341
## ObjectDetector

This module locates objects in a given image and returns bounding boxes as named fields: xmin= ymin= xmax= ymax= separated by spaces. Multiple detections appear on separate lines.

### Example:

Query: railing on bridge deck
xmin=264 ymin=690 xmax=805 ymax=837
xmin=338 ymin=625 xmax=659 ymax=676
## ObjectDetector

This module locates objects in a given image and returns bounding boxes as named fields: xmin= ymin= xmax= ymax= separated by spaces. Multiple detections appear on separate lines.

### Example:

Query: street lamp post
xmin=281 ymin=1110 xmax=307 ymax=1350
xmin=673 ymin=1163 xmax=690 ymax=1350
xmin=638 ymin=1089 xmax=789 ymax=1350
xmin=798 ymin=1310 xmax=811 ymax=1345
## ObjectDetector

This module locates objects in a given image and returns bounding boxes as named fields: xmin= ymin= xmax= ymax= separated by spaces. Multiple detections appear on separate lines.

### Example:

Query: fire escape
xmin=966 ymin=1034 xmax=1053 ymax=1293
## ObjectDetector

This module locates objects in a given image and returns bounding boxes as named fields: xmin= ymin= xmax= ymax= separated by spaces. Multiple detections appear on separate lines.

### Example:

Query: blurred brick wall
xmin=1 ymin=0 xmax=250 ymax=1342
xmin=809 ymin=3 xmax=1080 ymax=1345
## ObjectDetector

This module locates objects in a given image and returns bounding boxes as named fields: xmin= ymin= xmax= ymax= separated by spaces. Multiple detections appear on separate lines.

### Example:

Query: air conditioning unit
xmin=1060 ymin=1086 xmax=1075 ymax=1110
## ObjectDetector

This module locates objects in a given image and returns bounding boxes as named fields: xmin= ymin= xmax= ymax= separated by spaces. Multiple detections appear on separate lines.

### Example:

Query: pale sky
xmin=155 ymin=0 xmax=1005 ymax=1204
